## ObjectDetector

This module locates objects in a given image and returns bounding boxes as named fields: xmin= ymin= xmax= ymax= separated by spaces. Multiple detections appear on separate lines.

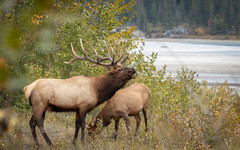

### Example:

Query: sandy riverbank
xmin=144 ymin=38 xmax=240 ymax=43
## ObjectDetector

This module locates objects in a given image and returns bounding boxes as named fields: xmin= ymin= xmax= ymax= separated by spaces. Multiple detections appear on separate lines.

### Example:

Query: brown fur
xmin=88 ymin=83 xmax=150 ymax=139
xmin=24 ymin=65 xmax=135 ymax=146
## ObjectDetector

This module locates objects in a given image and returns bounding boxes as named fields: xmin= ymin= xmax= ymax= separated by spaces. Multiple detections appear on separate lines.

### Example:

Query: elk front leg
xmin=73 ymin=110 xmax=80 ymax=145
xmin=123 ymin=115 xmax=130 ymax=136
xmin=134 ymin=113 xmax=141 ymax=137
xmin=114 ymin=119 xmax=120 ymax=140
xmin=80 ymin=111 xmax=86 ymax=142
xmin=73 ymin=110 xmax=86 ymax=145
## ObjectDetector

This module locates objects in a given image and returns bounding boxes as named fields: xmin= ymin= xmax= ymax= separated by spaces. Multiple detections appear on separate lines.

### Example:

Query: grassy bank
xmin=1 ymin=67 xmax=240 ymax=150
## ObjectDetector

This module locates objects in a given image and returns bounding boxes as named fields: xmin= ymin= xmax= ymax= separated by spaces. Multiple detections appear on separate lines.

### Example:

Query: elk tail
xmin=25 ymin=81 xmax=37 ymax=101
xmin=24 ymin=85 xmax=33 ymax=106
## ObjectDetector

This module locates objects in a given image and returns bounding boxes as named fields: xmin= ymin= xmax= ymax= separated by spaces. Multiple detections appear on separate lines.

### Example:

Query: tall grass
xmin=1 ymin=66 xmax=239 ymax=150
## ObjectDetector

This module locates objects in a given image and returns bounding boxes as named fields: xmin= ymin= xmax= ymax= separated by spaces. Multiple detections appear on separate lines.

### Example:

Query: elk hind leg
xmin=37 ymin=110 xmax=52 ymax=146
xmin=29 ymin=115 xmax=39 ymax=146
xmin=33 ymin=104 xmax=52 ymax=146
xmin=142 ymin=108 xmax=148 ymax=132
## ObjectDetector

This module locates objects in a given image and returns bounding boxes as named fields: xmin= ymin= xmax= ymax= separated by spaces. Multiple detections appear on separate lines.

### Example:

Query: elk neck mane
xmin=93 ymin=72 xmax=125 ymax=106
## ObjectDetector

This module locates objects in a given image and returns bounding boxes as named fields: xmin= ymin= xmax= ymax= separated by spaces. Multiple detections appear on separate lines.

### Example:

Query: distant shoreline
xmin=144 ymin=38 xmax=240 ymax=44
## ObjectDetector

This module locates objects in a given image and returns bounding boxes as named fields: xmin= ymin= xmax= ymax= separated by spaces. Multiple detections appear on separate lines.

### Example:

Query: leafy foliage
xmin=0 ymin=0 xmax=137 ymax=107
xmin=0 ymin=0 xmax=239 ymax=149
xmin=129 ymin=49 xmax=240 ymax=149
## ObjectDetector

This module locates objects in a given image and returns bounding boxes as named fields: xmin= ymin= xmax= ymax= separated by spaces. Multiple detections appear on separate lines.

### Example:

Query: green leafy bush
xmin=130 ymin=48 xmax=240 ymax=149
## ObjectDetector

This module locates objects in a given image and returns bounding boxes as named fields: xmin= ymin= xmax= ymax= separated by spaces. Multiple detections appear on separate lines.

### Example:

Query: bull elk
xmin=24 ymin=39 xmax=136 ymax=146
xmin=87 ymin=83 xmax=150 ymax=139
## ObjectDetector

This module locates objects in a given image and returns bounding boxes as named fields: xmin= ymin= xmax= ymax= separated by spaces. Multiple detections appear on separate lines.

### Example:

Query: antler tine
xmin=79 ymin=38 xmax=88 ymax=57
xmin=103 ymin=40 xmax=117 ymax=66
xmin=64 ymin=43 xmax=84 ymax=64
xmin=110 ymin=47 xmax=115 ymax=65
xmin=103 ymin=40 xmax=115 ymax=61
xmin=113 ymin=50 xmax=124 ymax=65
xmin=92 ymin=48 xmax=101 ymax=63
xmin=119 ymin=51 xmax=129 ymax=65
xmin=92 ymin=48 xmax=110 ymax=62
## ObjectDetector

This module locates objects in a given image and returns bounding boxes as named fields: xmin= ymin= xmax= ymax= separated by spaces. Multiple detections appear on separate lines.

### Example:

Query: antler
xmin=119 ymin=52 xmax=129 ymax=65
xmin=103 ymin=40 xmax=130 ymax=65
xmin=64 ymin=39 xmax=129 ymax=67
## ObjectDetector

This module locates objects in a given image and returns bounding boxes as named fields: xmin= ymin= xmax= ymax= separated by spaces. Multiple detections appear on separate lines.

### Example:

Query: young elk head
xmin=87 ymin=117 xmax=99 ymax=137
xmin=87 ymin=116 xmax=109 ymax=137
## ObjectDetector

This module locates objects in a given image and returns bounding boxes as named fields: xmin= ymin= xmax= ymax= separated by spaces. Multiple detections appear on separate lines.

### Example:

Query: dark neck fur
xmin=93 ymin=74 xmax=125 ymax=107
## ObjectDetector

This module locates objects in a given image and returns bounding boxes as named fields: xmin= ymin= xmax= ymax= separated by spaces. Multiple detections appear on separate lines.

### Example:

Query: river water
xmin=141 ymin=39 xmax=240 ymax=94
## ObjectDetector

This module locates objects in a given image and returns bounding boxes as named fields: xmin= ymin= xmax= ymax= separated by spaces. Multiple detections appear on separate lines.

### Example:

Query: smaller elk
xmin=88 ymin=83 xmax=150 ymax=139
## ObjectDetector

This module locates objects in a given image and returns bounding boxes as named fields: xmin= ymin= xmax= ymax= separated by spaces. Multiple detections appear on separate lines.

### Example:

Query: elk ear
xmin=105 ymin=66 xmax=111 ymax=71
xmin=108 ymin=66 xmax=118 ymax=75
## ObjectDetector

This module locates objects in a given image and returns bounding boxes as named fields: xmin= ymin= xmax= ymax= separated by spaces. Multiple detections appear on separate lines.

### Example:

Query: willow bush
xmin=131 ymin=49 xmax=240 ymax=149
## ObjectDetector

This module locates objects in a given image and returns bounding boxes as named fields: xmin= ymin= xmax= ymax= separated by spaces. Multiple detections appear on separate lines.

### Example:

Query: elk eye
xmin=118 ymin=69 xmax=123 ymax=72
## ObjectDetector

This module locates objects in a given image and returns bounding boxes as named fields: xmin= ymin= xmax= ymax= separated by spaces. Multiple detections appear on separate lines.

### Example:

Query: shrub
xmin=129 ymin=46 xmax=240 ymax=149
xmin=195 ymin=26 xmax=205 ymax=35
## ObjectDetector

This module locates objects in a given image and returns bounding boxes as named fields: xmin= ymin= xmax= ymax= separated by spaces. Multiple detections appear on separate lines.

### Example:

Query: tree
xmin=0 ymin=0 xmax=137 ymax=107
xmin=131 ymin=0 xmax=240 ymax=35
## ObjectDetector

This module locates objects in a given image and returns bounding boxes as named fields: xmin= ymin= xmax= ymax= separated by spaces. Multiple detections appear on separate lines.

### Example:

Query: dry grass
xmin=1 ymin=68 xmax=240 ymax=150
xmin=1 ymin=97 xmax=240 ymax=150
xmin=0 ymin=110 xmax=161 ymax=150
